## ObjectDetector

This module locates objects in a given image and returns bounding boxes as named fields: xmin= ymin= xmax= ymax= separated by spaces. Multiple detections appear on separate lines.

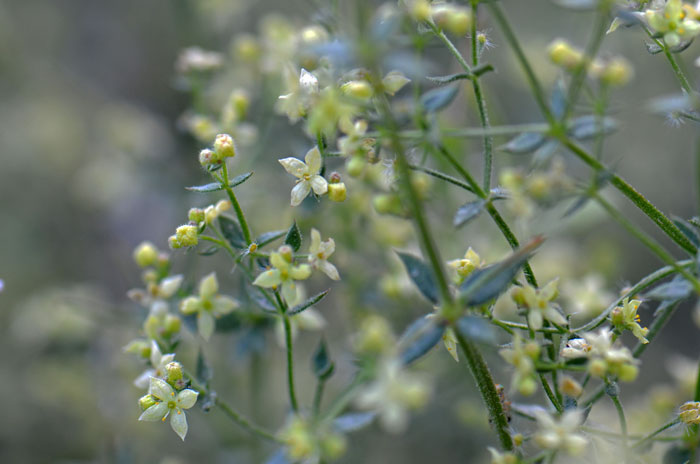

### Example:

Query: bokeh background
xmin=1 ymin=0 xmax=699 ymax=462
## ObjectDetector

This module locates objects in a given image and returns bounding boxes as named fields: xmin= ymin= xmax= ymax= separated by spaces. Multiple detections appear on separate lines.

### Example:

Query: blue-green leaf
xmin=460 ymin=237 xmax=543 ymax=306
xmin=568 ymin=116 xmax=618 ymax=140
xmin=334 ymin=412 xmax=376 ymax=432
xmin=396 ymin=251 xmax=439 ymax=304
xmin=500 ymin=132 xmax=546 ymax=154
xmin=453 ymin=199 xmax=486 ymax=228
xmin=398 ymin=316 xmax=446 ymax=365
xmin=288 ymin=289 xmax=330 ymax=316
xmin=420 ymin=85 xmax=459 ymax=113
xmin=219 ymin=216 xmax=246 ymax=249
xmin=426 ymin=73 xmax=472 ymax=85
xmin=185 ymin=172 xmax=253 ymax=192
xmin=255 ymin=230 xmax=287 ymax=248
xmin=644 ymin=277 xmax=693 ymax=301
xmin=284 ymin=221 xmax=302 ymax=252
xmin=456 ymin=315 xmax=497 ymax=345
xmin=312 ymin=338 xmax=334 ymax=379
xmin=672 ymin=216 xmax=700 ymax=249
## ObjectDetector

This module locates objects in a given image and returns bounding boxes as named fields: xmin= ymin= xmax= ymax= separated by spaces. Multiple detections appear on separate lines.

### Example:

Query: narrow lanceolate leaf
xmin=426 ymin=72 xmax=472 ymax=85
xmin=568 ymin=115 xmax=618 ymax=140
xmin=185 ymin=171 xmax=253 ymax=192
xmin=312 ymin=338 xmax=334 ymax=380
xmin=453 ymin=199 xmax=486 ymax=228
xmin=396 ymin=251 xmax=439 ymax=304
xmin=284 ymin=221 xmax=302 ymax=252
xmin=420 ymin=85 xmax=459 ymax=113
xmin=333 ymin=412 xmax=377 ymax=432
xmin=499 ymin=132 xmax=546 ymax=154
xmin=456 ymin=316 xmax=498 ymax=345
xmin=672 ymin=217 xmax=700 ymax=249
xmin=398 ymin=316 xmax=446 ymax=365
xmin=288 ymin=289 xmax=330 ymax=316
xmin=255 ymin=230 xmax=287 ymax=248
xmin=246 ymin=283 xmax=277 ymax=312
xmin=219 ymin=216 xmax=247 ymax=249
xmin=459 ymin=236 xmax=544 ymax=306
xmin=643 ymin=277 xmax=693 ymax=302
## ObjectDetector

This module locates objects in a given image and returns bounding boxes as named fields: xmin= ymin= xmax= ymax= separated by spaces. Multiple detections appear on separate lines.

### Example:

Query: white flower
xmin=276 ymin=68 xmax=319 ymax=122
xmin=356 ymin=358 xmax=430 ymax=433
xmin=139 ymin=377 xmax=198 ymax=441
xmin=534 ymin=409 xmax=588 ymax=456
xmin=179 ymin=273 xmax=239 ymax=340
xmin=511 ymin=279 xmax=567 ymax=330
xmin=133 ymin=340 xmax=176 ymax=389
xmin=279 ymin=147 xmax=328 ymax=206
xmin=560 ymin=337 xmax=591 ymax=359
xmin=127 ymin=274 xmax=184 ymax=314
xmin=308 ymin=228 xmax=340 ymax=280
xmin=253 ymin=246 xmax=312 ymax=303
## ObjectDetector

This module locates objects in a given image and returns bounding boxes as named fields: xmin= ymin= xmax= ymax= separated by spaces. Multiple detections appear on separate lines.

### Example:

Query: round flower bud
xmin=617 ymin=363 xmax=638 ymax=382
xmin=588 ymin=358 xmax=608 ymax=378
xmin=204 ymin=205 xmax=218 ymax=225
xmin=214 ymin=133 xmax=236 ymax=159
xmin=279 ymin=245 xmax=294 ymax=263
xmin=166 ymin=361 xmax=184 ymax=384
xmin=341 ymin=80 xmax=373 ymax=100
xmin=139 ymin=394 xmax=158 ymax=411
xmin=168 ymin=235 xmax=181 ymax=249
xmin=133 ymin=242 xmax=158 ymax=267
xmin=355 ymin=314 xmax=395 ymax=354
xmin=346 ymin=156 xmax=366 ymax=177
xmin=548 ymin=39 xmax=583 ymax=71
xmin=188 ymin=208 xmax=206 ymax=224
xmin=408 ymin=0 xmax=431 ymax=22
xmin=230 ymin=89 xmax=250 ymax=121
xmin=559 ymin=375 xmax=583 ymax=398
xmin=601 ymin=58 xmax=633 ymax=87
xmin=328 ymin=182 xmax=347 ymax=202
xmin=382 ymin=71 xmax=411 ymax=96
xmin=518 ymin=376 xmax=537 ymax=396
xmin=215 ymin=199 xmax=231 ymax=214
xmin=233 ymin=34 xmax=261 ymax=62
xmin=180 ymin=296 xmax=201 ymax=315
xmin=175 ymin=224 xmax=199 ymax=247
xmin=199 ymin=148 xmax=217 ymax=167
xmin=524 ymin=341 xmax=541 ymax=359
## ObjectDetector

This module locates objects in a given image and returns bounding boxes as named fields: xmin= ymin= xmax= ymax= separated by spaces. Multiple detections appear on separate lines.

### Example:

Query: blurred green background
xmin=1 ymin=0 xmax=699 ymax=462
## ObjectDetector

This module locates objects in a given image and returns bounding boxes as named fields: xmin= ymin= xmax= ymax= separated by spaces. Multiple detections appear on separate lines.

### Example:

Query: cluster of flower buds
xmin=548 ymin=39 xmax=634 ymax=86
xmin=561 ymin=328 xmax=639 ymax=382
xmin=499 ymin=334 xmax=541 ymax=396
xmin=199 ymin=133 xmax=236 ymax=168
xmin=404 ymin=1 xmax=472 ymax=36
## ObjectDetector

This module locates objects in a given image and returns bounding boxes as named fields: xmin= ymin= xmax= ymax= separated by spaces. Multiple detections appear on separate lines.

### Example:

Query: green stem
xmin=220 ymin=162 xmax=252 ymax=245
xmin=184 ymin=372 xmax=279 ymax=442
xmin=610 ymin=393 xmax=629 ymax=453
xmin=276 ymin=292 xmax=299 ymax=412
xmin=539 ymin=374 xmax=563 ymax=413
xmin=632 ymin=418 xmax=681 ymax=450
xmin=408 ymin=164 xmax=476 ymax=193
xmin=642 ymin=25 xmax=694 ymax=93
xmin=594 ymin=194 xmax=700 ymax=292
xmin=564 ymin=139 xmax=698 ymax=255
xmin=454 ymin=329 xmax=514 ymax=451
xmin=313 ymin=378 xmax=326 ymax=418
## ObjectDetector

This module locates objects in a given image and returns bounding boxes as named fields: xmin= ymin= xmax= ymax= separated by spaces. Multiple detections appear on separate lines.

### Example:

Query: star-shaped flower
xmin=511 ymin=279 xmax=567 ymax=331
xmin=645 ymin=0 xmax=700 ymax=47
xmin=308 ymin=228 xmax=340 ymax=280
xmin=138 ymin=377 xmax=198 ymax=441
xmin=253 ymin=245 xmax=312 ymax=303
xmin=279 ymin=146 xmax=328 ymax=206
xmin=533 ymin=409 xmax=588 ymax=456
xmin=611 ymin=297 xmax=648 ymax=344
xmin=180 ymin=272 xmax=239 ymax=340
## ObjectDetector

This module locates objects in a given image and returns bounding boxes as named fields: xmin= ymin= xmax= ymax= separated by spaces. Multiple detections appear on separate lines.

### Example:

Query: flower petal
xmin=528 ymin=310 xmax=543 ymax=331
xmin=213 ymin=295 xmax=238 ymax=316
xmin=309 ymin=228 xmax=321 ymax=254
xmin=305 ymin=146 xmax=322 ymax=174
xmin=134 ymin=369 xmax=155 ymax=389
xmin=291 ymin=181 xmax=311 ymax=206
xmin=149 ymin=340 xmax=162 ymax=368
xmin=170 ymin=408 xmax=188 ymax=441
xmin=318 ymin=260 xmax=340 ymax=281
xmin=149 ymin=376 xmax=175 ymax=400
xmin=159 ymin=275 xmax=183 ymax=298
xmin=199 ymin=272 xmax=218 ymax=300
xmin=176 ymin=389 xmax=199 ymax=409
xmin=319 ymin=238 xmax=335 ymax=257
xmin=281 ymin=280 xmax=298 ymax=304
xmin=290 ymin=264 xmax=311 ymax=280
xmin=198 ymin=311 xmax=215 ymax=341
xmin=253 ymin=269 xmax=282 ymax=288
xmin=279 ymin=157 xmax=307 ymax=178
xmin=138 ymin=402 xmax=169 ymax=422
xmin=310 ymin=175 xmax=328 ymax=195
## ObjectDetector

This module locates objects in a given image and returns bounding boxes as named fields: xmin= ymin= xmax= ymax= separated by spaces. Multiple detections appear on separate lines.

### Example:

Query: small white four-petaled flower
xmin=279 ymin=147 xmax=328 ymax=206
xmin=139 ymin=377 xmax=198 ymax=441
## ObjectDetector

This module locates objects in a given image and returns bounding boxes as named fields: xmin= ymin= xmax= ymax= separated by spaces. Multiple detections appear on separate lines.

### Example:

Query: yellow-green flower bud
xmin=559 ymin=375 xmax=583 ymax=398
xmin=407 ymin=0 xmax=431 ymax=22
xmin=346 ymin=155 xmax=366 ymax=177
xmin=180 ymin=296 xmax=201 ymax=315
xmin=214 ymin=133 xmax=236 ymax=159
xmin=373 ymin=194 xmax=404 ymax=216
xmin=432 ymin=5 xmax=472 ymax=36
xmin=233 ymin=34 xmax=261 ymax=62
xmin=341 ymin=80 xmax=373 ymax=100
xmin=166 ymin=361 xmax=184 ymax=384
xmin=188 ymin=208 xmax=206 ymax=224
xmin=518 ymin=376 xmax=537 ymax=396
xmin=279 ymin=245 xmax=293 ymax=263
xmin=230 ymin=89 xmax=250 ymax=121
xmin=617 ymin=363 xmax=638 ymax=382
xmin=133 ymin=241 xmax=158 ymax=268
xmin=588 ymin=358 xmax=607 ymax=378
xmin=601 ymin=58 xmax=633 ymax=87
xmin=139 ymin=394 xmax=158 ymax=411
xmin=164 ymin=314 xmax=182 ymax=337
xmin=355 ymin=314 xmax=395 ymax=354
xmin=328 ymin=182 xmax=347 ymax=202
xmin=524 ymin=341 xmax=541 ymax=359
xmin=680 ymin=402 xmax=700 ymax=425
xmin=215 ymin=199 xmax=231 ymax=214
xmin=123 ymin=339 xmax=151 ymax=358
xmin=175 ymin=224 xmax=198 ymax=247
xmin=199 ymin=148 xmax=217 ymax=167
xmin=548 ymin=39 xmax=583 ymax=71
xmin=321 ymin=432 xmax=347 ymax=460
